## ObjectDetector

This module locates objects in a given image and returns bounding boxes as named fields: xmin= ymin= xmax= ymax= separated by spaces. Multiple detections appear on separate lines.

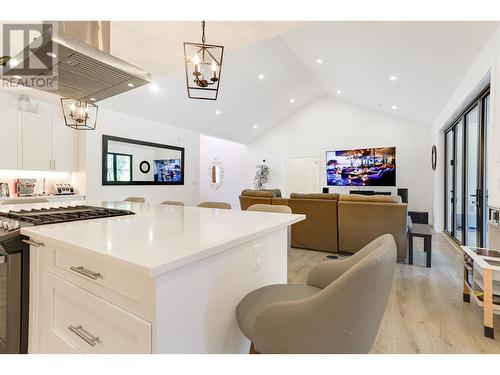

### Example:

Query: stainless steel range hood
xmin=1 ymin=21 xmax=151 ymax=102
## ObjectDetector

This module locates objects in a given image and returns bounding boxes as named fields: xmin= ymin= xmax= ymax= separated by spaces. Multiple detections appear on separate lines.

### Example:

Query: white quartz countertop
xmin=16 ymin=201 xmax=304 ymax=277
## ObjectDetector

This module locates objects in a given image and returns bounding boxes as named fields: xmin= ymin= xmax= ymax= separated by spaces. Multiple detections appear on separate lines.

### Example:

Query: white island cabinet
xmin=22 ymin=202 xmax=304 ymax=354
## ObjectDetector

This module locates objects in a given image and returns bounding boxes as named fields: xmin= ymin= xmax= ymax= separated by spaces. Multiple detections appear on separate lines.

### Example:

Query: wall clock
xmin=140 ymin=161 xmax=151 ymax=174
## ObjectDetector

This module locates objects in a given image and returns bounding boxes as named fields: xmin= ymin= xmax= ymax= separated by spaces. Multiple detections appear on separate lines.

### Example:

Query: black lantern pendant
xmin=184 ymin=21 xmax=224 ymax=100
xmin=61 ymin=98 xmax=99 ymax=130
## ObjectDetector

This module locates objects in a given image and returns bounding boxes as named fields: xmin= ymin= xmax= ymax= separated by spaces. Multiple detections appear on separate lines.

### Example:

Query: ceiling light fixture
xmin=61 ymin=98 xmax=98 ymax=130
xmin=258 ymin=73 xmax=265 ymax=80
xmin=389 ymin=75 xmax=398 ymax=81
xmin=253 ymin=124 xmax=259 ymax=129
xmin=149 ymin=84 xmax=160 ymax=93
xmin=215 ymin=110 xmax=221 ymax=115
xmin=336 ymin=90 xmax=342 ymax=94
xmin=316 ymin=58 xmax=323 ymax=64
xmin=46 ymin=52 xmax=57 ymax=58
xmin=391 ymin=105 xmax=398 ymax=110
xmin=127 ymin=83 xmax=135 ymax=87
xmin=184 ymin=21 xmax=224 ymax=100
xmin=289 ymin=98 xmax=295 ymax=103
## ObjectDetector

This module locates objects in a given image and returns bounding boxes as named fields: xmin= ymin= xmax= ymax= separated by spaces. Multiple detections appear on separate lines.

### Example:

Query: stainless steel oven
xmin=0 ymin=205 xmax=135 ymax=354
xmin=0 ymin=245 xmax=22 ymax=354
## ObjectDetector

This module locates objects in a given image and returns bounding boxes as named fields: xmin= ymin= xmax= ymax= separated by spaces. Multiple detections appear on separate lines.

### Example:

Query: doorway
xmin=444 ymin=88 xmax=489 ymax=247
xmin=284 ymin=157 xmax=319 ymax=197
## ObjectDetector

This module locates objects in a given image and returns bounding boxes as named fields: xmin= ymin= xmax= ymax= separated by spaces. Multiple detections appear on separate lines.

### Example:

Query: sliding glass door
xmin=445 ymin=131 xmax=454 ymax=234
xmin=453 ymin=120 xmax=464 ymax=243
xmin=444 ymin=88 xmax=489 ymax=247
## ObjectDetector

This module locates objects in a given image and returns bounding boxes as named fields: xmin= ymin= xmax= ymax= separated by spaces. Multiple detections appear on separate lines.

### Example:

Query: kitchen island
xmin=20 ymin=202 xmax=304 ymax=353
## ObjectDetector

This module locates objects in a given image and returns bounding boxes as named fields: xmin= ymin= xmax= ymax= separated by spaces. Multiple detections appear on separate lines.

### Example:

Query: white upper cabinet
xmin=22 ymin=112 xmax=51 ymax=171
xmin=0 ymin=107 xmax=77 ymax=172
xmin=0 ymin=108 xmax=22 ymax=169
xmin=52 ymin=117 xmax=76 ymax=172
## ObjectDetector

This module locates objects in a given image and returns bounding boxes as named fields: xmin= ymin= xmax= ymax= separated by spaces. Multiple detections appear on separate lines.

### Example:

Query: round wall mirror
xmin=209 ymin=158 xmax=224 ymax=189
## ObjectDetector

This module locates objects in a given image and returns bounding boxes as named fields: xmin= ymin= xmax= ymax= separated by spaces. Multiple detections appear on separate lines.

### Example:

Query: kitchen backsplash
xmin=0 ymin=170 xmax=75 ymax=197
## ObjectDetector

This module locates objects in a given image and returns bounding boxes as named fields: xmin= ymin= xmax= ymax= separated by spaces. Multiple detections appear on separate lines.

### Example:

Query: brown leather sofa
xmin=288 ymin=193 xmax=339 ymax=253
xmin=239 ymin=190 xmax=408 ymax=260
xmin=337 ymin=194 xmax=407 ymax=259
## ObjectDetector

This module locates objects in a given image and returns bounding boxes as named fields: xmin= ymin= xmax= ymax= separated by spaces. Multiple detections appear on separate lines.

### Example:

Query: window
xmin=107 ymin=153 xmax=132 ymax=182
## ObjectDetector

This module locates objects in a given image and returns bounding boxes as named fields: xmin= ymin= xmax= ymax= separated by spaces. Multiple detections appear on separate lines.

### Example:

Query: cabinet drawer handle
xmin=68 ymin=325 xmax=100 ymax=347
xmin=70 ymin=266 xmax=101 ymax=280
xmin=22 ymin=239 xmax=45 ymax=247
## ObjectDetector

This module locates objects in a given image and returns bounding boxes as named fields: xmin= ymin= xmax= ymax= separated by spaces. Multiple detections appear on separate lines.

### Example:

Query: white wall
xmin=431 ymin=25 xmax=500 ymax=231
xmin=82 ymin=107 xmax=200 ymax=205
xmin=0 ymin=91 xmax=201 ymax=205
xmin=200 ymin=96 xmax=433 ymax=214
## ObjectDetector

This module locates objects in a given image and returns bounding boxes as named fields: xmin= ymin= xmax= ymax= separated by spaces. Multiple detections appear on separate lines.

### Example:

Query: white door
xmin=22 ymin=112 xmax=50 ymax=170
xmin=52 ymin=117 xmax=76 ymax=172
xmin=284 ymin=157 xmax=319 ymax=196
xmin=0 ymin=108 xmax=21 ymax=169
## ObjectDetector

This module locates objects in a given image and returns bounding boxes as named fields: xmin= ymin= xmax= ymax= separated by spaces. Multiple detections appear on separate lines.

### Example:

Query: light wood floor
xmin=288 ymin=232 xmax=500 ymax=353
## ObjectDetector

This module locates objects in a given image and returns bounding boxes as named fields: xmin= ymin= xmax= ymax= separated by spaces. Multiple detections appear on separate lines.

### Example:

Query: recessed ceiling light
xmin=46 ymin=52 xmax=57 ymax=58
xmin=391 ymin=105 xmax=398 ymax=110
xmin=127 ymin=83 xmax=135 ymax=87
xmin=316 ymin=58 xmax=323 ymax=64
xmin=149 ymin=84 xmax=160 ymax=93
xmin=258 ymin=74 xmax=265 ymax=80
xmin=289 ymin=98 xmax=295 ymax=103
xmin=253 ymin=124 xmax=259 ymax=129
xmin=215 ymin=110 xmax=221 ymax=115
xmin=90 ymin=97 xmax=96 ymax=101
xmin=389 ymin=75 xmax=398 ymax=81
xmin=336 ymin=90 xmax=342 ymax=94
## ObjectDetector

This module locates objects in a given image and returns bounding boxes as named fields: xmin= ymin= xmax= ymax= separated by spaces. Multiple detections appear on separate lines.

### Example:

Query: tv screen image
xmin=153 ymin=159 xmax=182 ymax=182
xmin=326 ymin=147 xmax=396 ymax=186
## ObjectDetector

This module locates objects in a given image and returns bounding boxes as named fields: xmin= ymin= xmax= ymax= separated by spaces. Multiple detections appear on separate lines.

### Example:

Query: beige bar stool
xmin=236 ymin=234 xmax=397 ymax=354
xmin=124 ymin=197 xmax=145 ymax=203
xmin=247 ymin=204 xmax=291 ymax=214
xmin=197 ymin=201 xmax=231 ymax=209
xmin=161 ymin=200 xmax=184 ymax=206
xmin=247 ymin=204 xmax=292 ymax=248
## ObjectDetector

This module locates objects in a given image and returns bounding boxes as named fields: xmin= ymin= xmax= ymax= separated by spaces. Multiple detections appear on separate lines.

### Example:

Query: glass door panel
xmin=466 ymin=106 xmax=479 ymax=247
xmin=445 ymin=130 xmax=454 ymax=233
xmin=483 ymin=95 xmax=490 ymax=247
xmin=454 ymin=120 xmax=464 ymax=243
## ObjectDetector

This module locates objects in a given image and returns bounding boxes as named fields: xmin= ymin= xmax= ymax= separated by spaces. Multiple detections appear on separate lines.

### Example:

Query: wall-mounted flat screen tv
xmin=326 ymin=147 xmax=396 ymax=186
xmin=153 ymin=159 xmax=182 ymax=182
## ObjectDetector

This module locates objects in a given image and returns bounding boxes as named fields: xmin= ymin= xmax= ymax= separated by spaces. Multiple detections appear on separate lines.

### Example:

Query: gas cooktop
xmin=0 ymin=205 xmax=135 ymax=232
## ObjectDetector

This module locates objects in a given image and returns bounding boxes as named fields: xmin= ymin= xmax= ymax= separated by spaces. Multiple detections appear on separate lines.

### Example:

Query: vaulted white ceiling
xmin=101 ymin=21 xmax=498 ymax=143
xmin=3 ymin=22 xmax=496 ymax=144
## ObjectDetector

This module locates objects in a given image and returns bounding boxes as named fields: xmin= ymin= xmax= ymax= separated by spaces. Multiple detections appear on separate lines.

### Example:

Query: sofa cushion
xmin=290 ymin=193 xmax=339 ymax=200
xmin=241 ymin=189 xmax=282 ymax=198
xmin=339 ymin=194 xmax=402 ymax=203
xmin=241 ymin=189 xmax=275 ymax=198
